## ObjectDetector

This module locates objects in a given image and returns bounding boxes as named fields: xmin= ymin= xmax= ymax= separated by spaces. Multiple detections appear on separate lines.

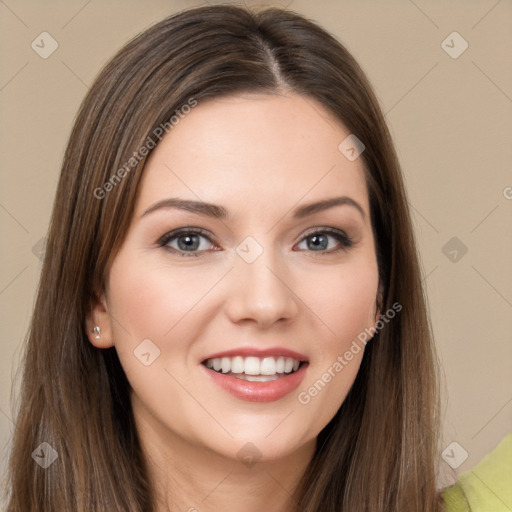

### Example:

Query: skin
xmin=87 ymin=92 xmax=380 ymax=512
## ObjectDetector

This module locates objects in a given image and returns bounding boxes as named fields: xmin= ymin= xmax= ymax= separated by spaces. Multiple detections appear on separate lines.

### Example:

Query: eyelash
xmin=157 ymin=227 xmax=355 ymax=258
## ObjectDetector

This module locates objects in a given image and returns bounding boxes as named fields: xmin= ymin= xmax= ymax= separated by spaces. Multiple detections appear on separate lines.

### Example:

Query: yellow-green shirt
xmin=442 ymin=432 xmax=512 ymax=512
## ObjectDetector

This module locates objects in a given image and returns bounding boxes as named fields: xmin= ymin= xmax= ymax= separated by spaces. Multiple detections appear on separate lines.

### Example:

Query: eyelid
xmin=300 ymin=226 xmax=350 ymax=241
xmin=157 ymin=227 xmax=218 ymax=249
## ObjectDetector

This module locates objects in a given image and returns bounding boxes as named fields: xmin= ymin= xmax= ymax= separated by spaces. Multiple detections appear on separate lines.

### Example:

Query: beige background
xmin=1 ymin=0 xmax=511 ymax=500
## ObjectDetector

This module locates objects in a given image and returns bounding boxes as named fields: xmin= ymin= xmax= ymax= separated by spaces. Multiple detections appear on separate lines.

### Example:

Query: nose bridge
xmin=225 ymin=235 xmax=298 ymax=326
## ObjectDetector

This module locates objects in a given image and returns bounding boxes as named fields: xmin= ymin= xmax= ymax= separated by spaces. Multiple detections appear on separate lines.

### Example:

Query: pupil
xmin=309 ymin=234 xmax=327 ymax=250
xmin=178 ymin=235 xmax=199 ymax=251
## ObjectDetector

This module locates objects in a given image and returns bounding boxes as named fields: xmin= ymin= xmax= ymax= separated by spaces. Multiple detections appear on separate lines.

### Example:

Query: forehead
xmin=135 ymin=93 xmax=369 ymax=219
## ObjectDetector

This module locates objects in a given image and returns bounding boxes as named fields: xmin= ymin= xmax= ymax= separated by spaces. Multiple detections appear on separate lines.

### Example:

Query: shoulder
xmin=441 ymin=431 xmax=512 ymax=512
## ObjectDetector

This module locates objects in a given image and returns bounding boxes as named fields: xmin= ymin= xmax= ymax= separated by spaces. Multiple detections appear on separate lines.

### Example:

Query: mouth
xmin=200 ymin=352 xmax=310 ymax=402
xmin=201 ymin=355 xmax=306 ymax=382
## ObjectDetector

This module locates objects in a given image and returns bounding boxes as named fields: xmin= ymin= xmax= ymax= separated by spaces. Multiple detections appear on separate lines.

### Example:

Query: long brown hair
xmin=5 ymin=5 xmax=445 ymax=511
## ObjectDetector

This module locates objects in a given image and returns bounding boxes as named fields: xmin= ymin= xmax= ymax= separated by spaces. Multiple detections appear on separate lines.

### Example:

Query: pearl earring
xmin=92 ymin=326 xmax=101 ymax=339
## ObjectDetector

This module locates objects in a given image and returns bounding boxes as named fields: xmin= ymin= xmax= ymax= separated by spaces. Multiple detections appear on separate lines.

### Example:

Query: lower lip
xmin=201 ymin=363 xmax=309 ymax=402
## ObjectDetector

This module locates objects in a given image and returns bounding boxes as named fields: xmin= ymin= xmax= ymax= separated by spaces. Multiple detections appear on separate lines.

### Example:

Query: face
xmin=88 ymin=92 xmax=380 ymax=465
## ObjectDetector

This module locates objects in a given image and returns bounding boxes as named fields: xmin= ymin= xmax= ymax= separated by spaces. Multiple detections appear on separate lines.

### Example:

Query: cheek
xmin=294 ymin=259 xmax=377 ymax=434
xmin=105 ymin=252 xmax=229 ymax=391
xmin=103 ymin=257 xmax=186 ymax=392
xmin=105 ymin=255 xmax=202 ymax=412
xmin=107 ymin=254 xmax=218 ymax=342
xmin=303 ymin=258 xmax=379 ymax=351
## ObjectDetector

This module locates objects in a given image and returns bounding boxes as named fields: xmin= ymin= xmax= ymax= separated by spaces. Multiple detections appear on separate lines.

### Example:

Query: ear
xmin=85 ymin=289 xmax=115 ymax=349
xmin=373 ymin=285 xmax=384 ymax=326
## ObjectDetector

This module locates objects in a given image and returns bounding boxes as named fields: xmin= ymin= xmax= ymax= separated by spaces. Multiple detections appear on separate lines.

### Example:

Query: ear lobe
xmin=374 ymin=308 xmax=381 ymax=327
xmin=375 ymin=286 xmax=383 ymax=318
xmin=371 ymin=286 xmax=384 ymax=330
xmin=85 ymin=290 xmax=114 ymax=349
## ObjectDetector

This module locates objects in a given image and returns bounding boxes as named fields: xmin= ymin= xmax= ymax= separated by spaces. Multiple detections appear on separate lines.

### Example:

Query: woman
xmin=5 ymin=4 xmax=455 ymax=511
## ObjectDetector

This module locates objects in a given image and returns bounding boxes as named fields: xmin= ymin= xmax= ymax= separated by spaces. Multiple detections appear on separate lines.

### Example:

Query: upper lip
xmin=201 ymin=346 xmax=309 ymax=363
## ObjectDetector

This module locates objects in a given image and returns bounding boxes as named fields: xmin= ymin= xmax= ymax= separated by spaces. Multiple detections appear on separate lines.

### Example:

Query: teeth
xmin=244 ymin=356 xmax=260 ymax=375
xmin=220 ymin=357 xmax=231 ymax=373
xmin=260 ymin=357 xmax=276 ymax=375
xmin=232 ymin=373 xmax=280 ymax=382
xmin=204 ymin=355 xmax=302 ymax=376
xmin=231 ymin=356 xmax=244 ymax=373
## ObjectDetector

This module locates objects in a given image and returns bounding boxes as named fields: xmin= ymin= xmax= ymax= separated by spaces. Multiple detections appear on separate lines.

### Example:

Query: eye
xmin=295 ymin=228 xmax=354 ymax=254
xmin=158 ymin=228 xmax=217 ymax=257
xmin=157 ymin=226 xmax=354 ymax=258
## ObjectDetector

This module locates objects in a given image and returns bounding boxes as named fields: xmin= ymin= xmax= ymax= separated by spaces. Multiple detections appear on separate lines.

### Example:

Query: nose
xmin=224 ymin=245 xmax=299 ymax=328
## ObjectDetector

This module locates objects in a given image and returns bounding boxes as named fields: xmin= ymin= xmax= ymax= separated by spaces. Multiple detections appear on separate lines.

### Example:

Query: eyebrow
xmin=140 ymin=195 xmax=366 ymax=221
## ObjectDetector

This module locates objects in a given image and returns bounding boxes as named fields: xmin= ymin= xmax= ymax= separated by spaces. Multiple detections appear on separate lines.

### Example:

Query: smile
xmin=202 ymin=355 xmax=302 ymax=380
xmin=201 ymin=355 xmax=309 ymax=402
